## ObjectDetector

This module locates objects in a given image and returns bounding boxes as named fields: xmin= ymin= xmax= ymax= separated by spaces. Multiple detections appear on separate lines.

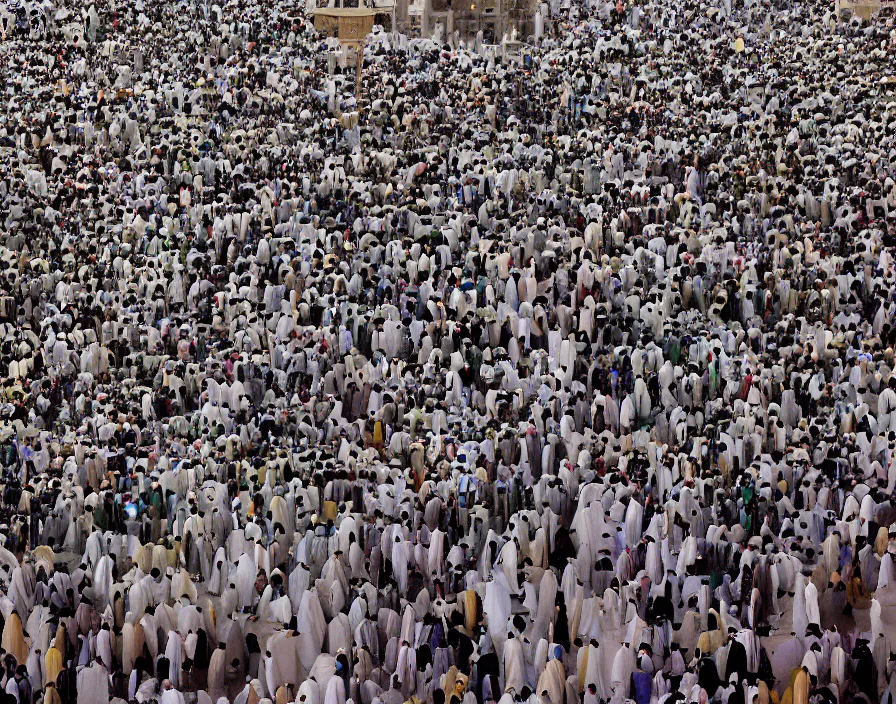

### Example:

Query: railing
xmin=837 ymin=0 xmax=896 ymax=9
xmin=835 ymin=0 xmax=896 ymax=15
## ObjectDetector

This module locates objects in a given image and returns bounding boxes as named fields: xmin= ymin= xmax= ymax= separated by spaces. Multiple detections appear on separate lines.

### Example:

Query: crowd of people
xmin=1 ymin=0 xmax=896 ymax=701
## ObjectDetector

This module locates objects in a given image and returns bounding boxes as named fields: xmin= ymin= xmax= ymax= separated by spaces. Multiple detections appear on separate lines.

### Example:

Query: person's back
xmin=159 ymin=680 xmax=186 ymax=704
xmin=4 ymin=674 xmax=18 ymax=704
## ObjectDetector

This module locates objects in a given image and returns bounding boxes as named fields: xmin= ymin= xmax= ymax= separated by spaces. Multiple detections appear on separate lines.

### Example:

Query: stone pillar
xmin=395 ymin=0 xmax=408 ymax=31
xmin=355 ymin=42 xmax=364 ymax=93
xmin=421 ymin=0 xmax=430 ymax=36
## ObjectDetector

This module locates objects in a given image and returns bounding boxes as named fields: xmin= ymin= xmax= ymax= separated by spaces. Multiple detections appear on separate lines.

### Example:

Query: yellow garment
xmin=44 ymin=646 xmax=64 ymax=687
xmin=52 ymin=625 xmax=66 ymax=653
xmin=464 ymin=589 xmax=478 ymax=634
xmin=443 ymin=666 xmax=459 ymax=699
xmin=876 ymin=526 xmax=889 ymax=556
xmin=134 ymin=622 xmax=145 ymax=663
xmin=323 ymin=500 xmax=338 ymax=522
xmin=135 ymin=544 xmax=153 ymax=573
xmin=793 ymin=669 xmax=809 ymax=704
xmin=31 ymin=545 xmax=55 ymax=573
xmin=847 ymin=577 xmax=873 ymax=609
xmin=2 ymin=611 xmax=29 ymax=664
xmin=275 ymin=685 xmax=292 ymax=704
xmin=577 ymin=645 xmax=590 ymax=691
xmin=782 ymin=668 xmax=804 ymax=704
xmin=696 ymin=628 xmax=725 ymax=657
xmin=43 ymin=685 xmax=62 ymax=704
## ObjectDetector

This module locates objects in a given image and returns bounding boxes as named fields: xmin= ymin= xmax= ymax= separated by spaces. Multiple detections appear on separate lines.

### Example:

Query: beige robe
xmin=2 ymin=611 xmax=29 ymax=664
xmin=207 ymin=644 xmax=228 ymax=702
